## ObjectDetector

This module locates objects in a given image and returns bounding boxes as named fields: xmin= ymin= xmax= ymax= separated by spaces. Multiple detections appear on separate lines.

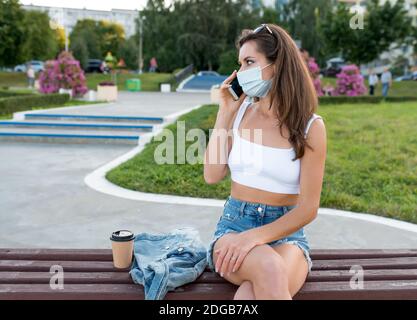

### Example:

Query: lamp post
xmin=138 ymin=15 xmax=145 ymax=74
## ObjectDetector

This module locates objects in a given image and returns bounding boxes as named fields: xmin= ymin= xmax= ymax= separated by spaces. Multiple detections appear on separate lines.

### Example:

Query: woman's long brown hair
xmin=236 ymin=23 xmax=318 ymax=161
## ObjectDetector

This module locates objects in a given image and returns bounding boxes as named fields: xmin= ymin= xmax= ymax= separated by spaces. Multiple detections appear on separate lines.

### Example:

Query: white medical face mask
xmin=237 ymin=63 xmax=273 ymax=98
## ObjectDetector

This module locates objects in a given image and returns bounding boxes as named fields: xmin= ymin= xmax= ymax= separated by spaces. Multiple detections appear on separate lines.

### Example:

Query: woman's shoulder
xmin=305 ymin=113 xmax=325 ymax=138
xmin=310 ymin=113 xmax=325 ymax=125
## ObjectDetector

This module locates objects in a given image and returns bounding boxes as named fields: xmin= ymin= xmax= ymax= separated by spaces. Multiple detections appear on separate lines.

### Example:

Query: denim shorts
xmin=206 ymin=195 xmax=313 ymax=274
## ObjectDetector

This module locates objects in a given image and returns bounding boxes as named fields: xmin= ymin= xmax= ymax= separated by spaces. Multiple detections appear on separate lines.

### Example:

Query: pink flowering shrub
xmin=308 ymin=58 xmax=320 ymax=74
xmin=313 ymin=77 xmax=324 ymax=96
xmin=334 ymin=64 xmax=366 ymax=96
xmin=39 ymin=51 xmax=88 ymax=98
xmin=307 ymin=58 xmax=323 ymax=96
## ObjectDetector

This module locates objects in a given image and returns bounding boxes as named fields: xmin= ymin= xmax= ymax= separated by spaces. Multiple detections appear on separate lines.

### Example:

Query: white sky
xmin=19 ymin=0 xmax=169 ymax=11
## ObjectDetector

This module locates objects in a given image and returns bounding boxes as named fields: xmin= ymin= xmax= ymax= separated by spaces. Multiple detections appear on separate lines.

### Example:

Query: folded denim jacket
xmin=129 ymin=226 xmax=207 ymax=300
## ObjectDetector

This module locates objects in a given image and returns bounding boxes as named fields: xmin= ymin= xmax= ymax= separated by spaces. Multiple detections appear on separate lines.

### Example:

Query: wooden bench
xmin=1 ymin=248 xmax=416 ymax=300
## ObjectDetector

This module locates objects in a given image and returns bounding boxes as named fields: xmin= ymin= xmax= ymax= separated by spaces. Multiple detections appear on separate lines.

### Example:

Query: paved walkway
xmin=0 ymin=92 xmax=416 ymax=249
xmin=31 ymin=91 xmax=212 ymax=118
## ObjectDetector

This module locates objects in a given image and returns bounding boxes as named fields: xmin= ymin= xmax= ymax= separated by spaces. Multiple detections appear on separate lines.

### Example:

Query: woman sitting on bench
xmin=204 ymin=23 xmax=327 ymax=300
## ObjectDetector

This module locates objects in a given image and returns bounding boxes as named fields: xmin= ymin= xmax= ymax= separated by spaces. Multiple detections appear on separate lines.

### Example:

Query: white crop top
xmin=227 ymin=100 xmax=322 ymax=194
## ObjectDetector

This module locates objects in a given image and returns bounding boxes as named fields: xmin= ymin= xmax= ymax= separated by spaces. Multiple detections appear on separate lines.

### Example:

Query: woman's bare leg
xmin=233 ymin=280 xmax=255 ymax=300
xmin=212 ymin=235 xmax=291 ymax=299
xmin=270 ymin=243 xmax=309 ymax=298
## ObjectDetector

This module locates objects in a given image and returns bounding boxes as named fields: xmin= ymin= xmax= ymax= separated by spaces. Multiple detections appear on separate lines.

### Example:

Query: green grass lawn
xmin=106 ymin=101 xmax=417 ymax=224
xmin=0 ymin=99 xmax=105 ymax=120
xmin=376 ymin=80 xmax=417 ymax=97
xmin=0 ymin=71 xmax=177 ymax=92
xmin=85 ymin=72 xmax=176 ymax=91
xmin=0 ymin=72 xmax=30 ymax=88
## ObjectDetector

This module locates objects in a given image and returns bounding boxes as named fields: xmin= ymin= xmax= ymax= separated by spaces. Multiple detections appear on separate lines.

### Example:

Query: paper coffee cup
xmin=110 ymin=230 xmax=135 ymax=269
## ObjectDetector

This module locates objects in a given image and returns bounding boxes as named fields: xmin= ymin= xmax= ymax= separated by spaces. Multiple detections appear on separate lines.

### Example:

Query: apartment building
xmin=22 ymin=4 xmax=139 ymax=37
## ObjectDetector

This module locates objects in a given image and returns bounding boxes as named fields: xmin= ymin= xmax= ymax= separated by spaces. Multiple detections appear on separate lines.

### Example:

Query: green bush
xmin=319 ymin=96 xmax=417 ymax=105
xmin=0 ymin=93 xmax=70 ymax=115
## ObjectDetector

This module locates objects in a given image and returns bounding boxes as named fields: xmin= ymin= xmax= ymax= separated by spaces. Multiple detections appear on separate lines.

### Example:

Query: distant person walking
xmin=149 ymin=57 xmax=158 ymax=73
xmin=381 ymin=67 xmax=392 ymax=97
xmin=26 ymin=65 xmax=35 ymax=89
xmin=100 ymin=61 xmax=109 ymax=74
xmin=368 ymin=69 xmax=378 ymax=96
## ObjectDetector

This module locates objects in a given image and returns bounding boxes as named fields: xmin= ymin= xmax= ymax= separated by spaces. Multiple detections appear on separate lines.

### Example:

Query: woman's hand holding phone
xmin=218 ymin=70 xmax=247 ymax=121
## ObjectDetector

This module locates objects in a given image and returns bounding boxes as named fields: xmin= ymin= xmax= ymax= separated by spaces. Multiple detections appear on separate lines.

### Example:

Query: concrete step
xmin=0 ymin=121 xmax=153 ymax=132
xmin=24 ymin=113 xmax=164 ymax=124
xmin=0 ymin=127 xmax=141 ymax=145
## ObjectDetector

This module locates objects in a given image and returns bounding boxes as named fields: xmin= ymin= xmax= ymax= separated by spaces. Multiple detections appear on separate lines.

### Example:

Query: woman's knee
xmin=252 ymin=251 xmax=289 ymax=288
xmin=213 ymin=243 xmax=288 ymax=287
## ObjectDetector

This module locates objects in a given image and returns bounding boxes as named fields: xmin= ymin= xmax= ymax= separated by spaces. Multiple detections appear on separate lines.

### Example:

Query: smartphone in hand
xmin=228 ymin=76 xmax=243 ymax=101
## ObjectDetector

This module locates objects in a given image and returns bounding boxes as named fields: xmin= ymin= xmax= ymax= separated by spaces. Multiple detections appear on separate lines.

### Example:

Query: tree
xmin=408 ymin=3 xmax=417 ymax=57
xmin=139 ymin=0 xmax=187 ymax=73
xmin=218 ymin=49 xmax=238 ymax=75
xmin=321 ymin=0 xmax=412 ymax=65
xmin=282 ymin=0 xmax=334 ymax=66
xmin=70 ymin=37 xmax=88 ymax=70
xmin=69 ymin=19 xmax=102 ymax=60
xmin=117 ymin=35 xmax=139 ymax=70
xmin=175 ymin=0 xmax=228 ymax=71
xmin=413 ymin=26 xmax=417 ymax=55
xmin=99 ymin=21 xmax=125 ymax=59
xmin=138 ymin=0 xmax=260 ymax=73
xmin=69 ymin=19 xmax=125 ymax=61
xmin=54 ymin=27 xmax=67 ymax=53
xmin=20 ymin=10 xmax=59 ymax=62
xmin=0 ymin=0 xmax=25 ymax=66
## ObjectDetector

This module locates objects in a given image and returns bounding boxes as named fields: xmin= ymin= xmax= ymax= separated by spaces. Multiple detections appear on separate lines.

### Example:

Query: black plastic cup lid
xmin=110 ymin=230 xmax=135 ymax=242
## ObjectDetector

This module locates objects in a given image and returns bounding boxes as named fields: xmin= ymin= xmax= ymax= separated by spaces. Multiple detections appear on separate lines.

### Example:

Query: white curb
xmin=318 ymin=208 xmax=417 ymax=234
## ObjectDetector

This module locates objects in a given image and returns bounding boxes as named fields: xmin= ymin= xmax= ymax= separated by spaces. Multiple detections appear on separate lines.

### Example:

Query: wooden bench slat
xmin=0 ymin=249 xmax=113 ymax=262
xmin=295 ymin=280 xmax=417 ymax=300
xmin=312 ymin=257 xmax=417 ymax=270
xmin=1 ymin=269 xmax=417 ymax=285
xmin=1 ymin=248 xmax=416 ymax=261
xmin=0 ymin=283 xmax=236 ymax=300
xmin=308 ymin=249 xmax=417 ymax=260
xmin=1 ymin=280 xmax=416 ymax=300
xmin=1 ymin=256 xmax=416 ymax=273
xmin=305 ymin=269 xmax=417 ymax=282
xmin=0 ymin=272 xmax=133 ymax=284
xmin=0 ymin=260 xmax=129 ymax=272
